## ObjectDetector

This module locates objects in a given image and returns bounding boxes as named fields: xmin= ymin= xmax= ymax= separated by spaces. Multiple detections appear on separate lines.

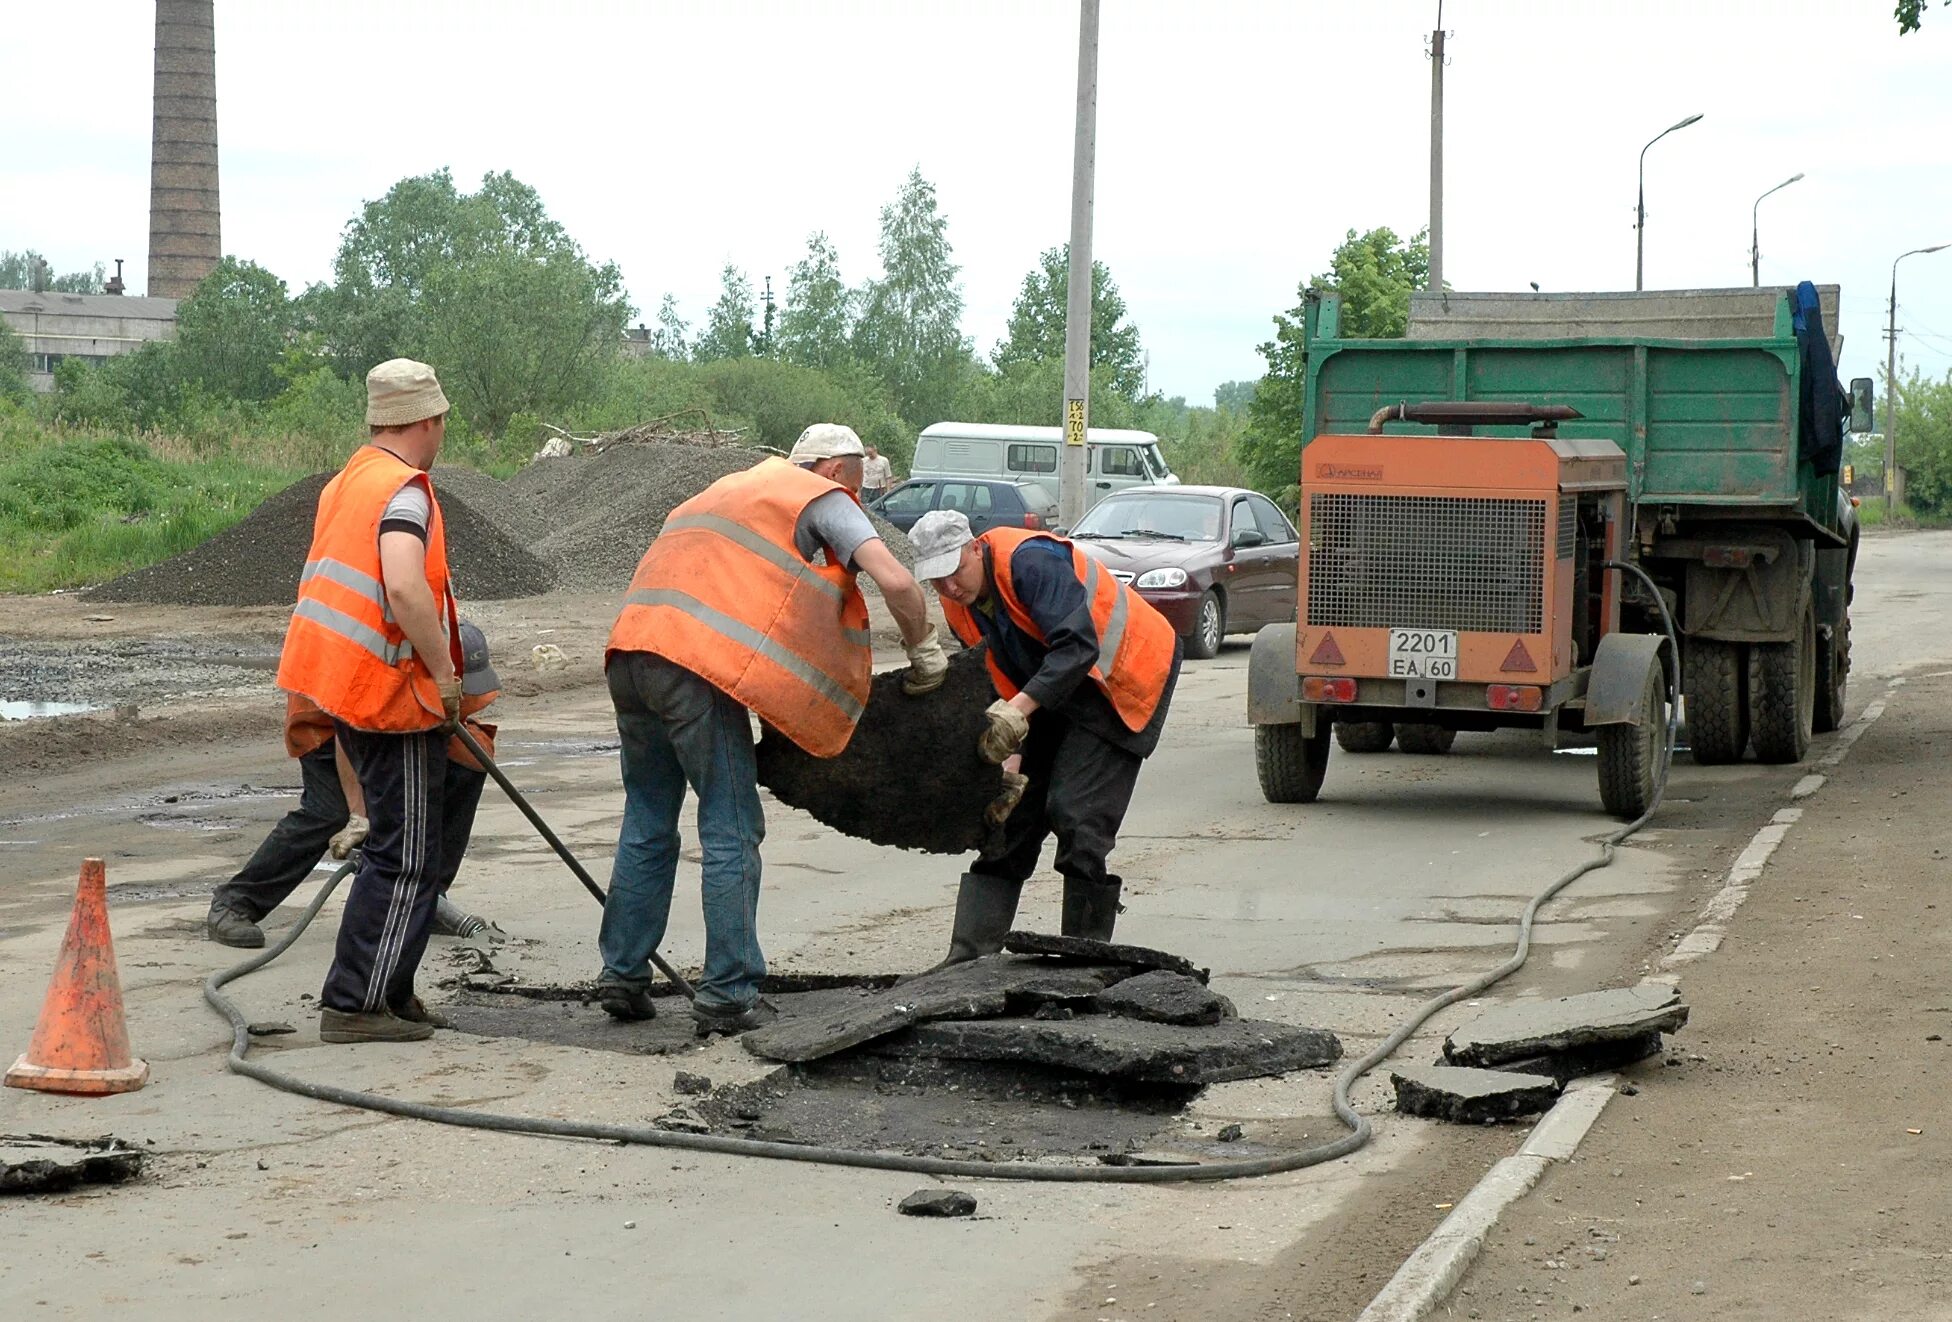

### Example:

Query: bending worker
xmin=276 ymin=358 xmax=466 ymax=1045
xmin=206 ymin=621 xmax=505 ymax=951
xmin=599 ymin=423 xmax=948 ymax=1035
xmin=909 ymin=507 xmax=1180 ymax=961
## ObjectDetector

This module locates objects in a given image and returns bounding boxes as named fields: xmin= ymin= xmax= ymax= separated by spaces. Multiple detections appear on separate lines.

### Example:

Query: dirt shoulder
xmin=1456 ymin=672 xmax=1952 ymax=1319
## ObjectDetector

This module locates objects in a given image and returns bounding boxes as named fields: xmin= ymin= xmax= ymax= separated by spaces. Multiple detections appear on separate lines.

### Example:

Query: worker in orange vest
xmin=910 ymin=508 xmax=1181 ymax=962
xmin=275 ymin=358 xmax=467 ymax=1045
xmin=207 ymin=621 xmax=506 ymax=949
xmin=601 ymin=423 xmax=948 ymax=1034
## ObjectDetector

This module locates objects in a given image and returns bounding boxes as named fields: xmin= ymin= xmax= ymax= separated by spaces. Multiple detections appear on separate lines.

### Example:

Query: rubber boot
xmin=939 ymin=872 xmax=1024 ymax=966
xmin=1060 ymin=874 xmax=1124 ymax=943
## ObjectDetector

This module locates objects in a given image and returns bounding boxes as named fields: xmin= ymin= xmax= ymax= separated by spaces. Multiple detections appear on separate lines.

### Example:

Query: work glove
xmin=436 ymin=674 xmax=463 ymax=731
xmin=902 ymin=624 xmax=950 ymax=696
xmin=985 ymin=770 xmax=1030 ymax=827
xmin=328 ymin=813 xmax=370 ymax=860
xmin=977 ymin=700 xmax=1031 ymax=765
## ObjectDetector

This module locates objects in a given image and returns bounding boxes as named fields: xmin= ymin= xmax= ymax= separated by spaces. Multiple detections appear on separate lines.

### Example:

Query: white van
xmin=910 ymin=422 xmax=1178 ymax=511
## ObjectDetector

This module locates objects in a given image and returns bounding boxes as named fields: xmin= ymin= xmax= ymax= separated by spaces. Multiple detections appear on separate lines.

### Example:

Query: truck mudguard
xmin=1585 ymin=633 xmax=1671 ymax=727
xmin=1248 ymin=624 xmax=1317 ymax=735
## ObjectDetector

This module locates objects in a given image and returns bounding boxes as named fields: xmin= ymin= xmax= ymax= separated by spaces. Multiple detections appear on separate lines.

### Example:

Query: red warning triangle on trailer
xmin=1500 ymin=638 xmax=1538 ymax=673
xmin=1308 ymin=631 xmax=1346 ymax=666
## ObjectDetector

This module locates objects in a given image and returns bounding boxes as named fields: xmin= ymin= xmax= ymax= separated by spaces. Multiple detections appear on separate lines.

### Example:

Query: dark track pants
xmin=320 ymin=724 xmax=449 ymax=1014
xmin=212 ymin=740 xmax=486 ymax=922
xmin=969 ymin=713 xmax=1146 ymax=889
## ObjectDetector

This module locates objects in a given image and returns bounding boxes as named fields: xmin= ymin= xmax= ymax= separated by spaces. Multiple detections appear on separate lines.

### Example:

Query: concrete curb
xmin=1354 ymin=676 xmax=1906 ymax=1322
xmin=1354 ymin=1079 xmax=1617 ymax=1322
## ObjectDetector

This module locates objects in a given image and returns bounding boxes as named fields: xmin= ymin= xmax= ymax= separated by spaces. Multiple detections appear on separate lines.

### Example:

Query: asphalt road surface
xmin=3 ymin=530 xmax=1949 ymax=1321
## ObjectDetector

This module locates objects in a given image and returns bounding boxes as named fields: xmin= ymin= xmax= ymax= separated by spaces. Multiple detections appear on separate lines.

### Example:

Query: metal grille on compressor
xmin=1307 ymin=493 xmax=1547 ymax=634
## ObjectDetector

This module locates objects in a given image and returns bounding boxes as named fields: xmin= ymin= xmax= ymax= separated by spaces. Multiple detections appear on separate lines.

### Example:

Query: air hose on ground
xmin=203 ymin=568 xmax=1679 ymax=1184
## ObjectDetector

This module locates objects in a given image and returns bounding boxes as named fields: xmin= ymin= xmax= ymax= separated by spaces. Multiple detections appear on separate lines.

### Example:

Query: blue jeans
xmin=598 ymin=652 xmax=767 ymax=1010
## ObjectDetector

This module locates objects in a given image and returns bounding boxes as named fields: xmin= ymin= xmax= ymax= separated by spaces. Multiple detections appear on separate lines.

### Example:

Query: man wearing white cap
xmin=910 ymin=507 xmax=1181 ymax=962
xmin=599 ymin=423 xmax=948 ymax=1034
xmin=277 ymin=358 xmax=467 ymax=1044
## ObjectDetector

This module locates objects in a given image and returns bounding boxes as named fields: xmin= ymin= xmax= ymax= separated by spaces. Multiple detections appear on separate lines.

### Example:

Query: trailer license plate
xmin=1388 ymin=629 xmax=1457 ymax=680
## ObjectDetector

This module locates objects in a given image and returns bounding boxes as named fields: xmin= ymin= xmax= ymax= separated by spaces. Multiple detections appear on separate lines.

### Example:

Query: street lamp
xmin=1885 ymin=243 xmax=1951 ymax=506
xmin=1636 ymin=112 xmax=1703 ymax=291
xmin=1750 ymin=172 xmax=1805 ymax=287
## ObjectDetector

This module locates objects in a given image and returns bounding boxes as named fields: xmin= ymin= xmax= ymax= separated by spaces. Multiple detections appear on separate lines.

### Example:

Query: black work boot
xmin=1060 ymin=874 xmax=1124 ymax=943
xmin=206 ymin=902 xmax=266 ymax=949
xmin=940 ymin=872 xmax=1024 ymax=966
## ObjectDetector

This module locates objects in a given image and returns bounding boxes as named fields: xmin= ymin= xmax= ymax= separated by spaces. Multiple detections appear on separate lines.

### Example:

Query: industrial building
xmin=0 ymin=291 xmax=179 ymax=392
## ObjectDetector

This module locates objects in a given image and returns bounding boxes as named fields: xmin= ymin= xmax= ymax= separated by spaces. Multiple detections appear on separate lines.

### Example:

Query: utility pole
xmin=1427 ymin=2 xmax=1446 ymax=292
xmin=760 ymin=275 xmax=776 ymax=356
xmin=1059 ymin=0 xmax=1100 ymax=531
xmin=1886 ymin=243 xmax=1951 ymax=508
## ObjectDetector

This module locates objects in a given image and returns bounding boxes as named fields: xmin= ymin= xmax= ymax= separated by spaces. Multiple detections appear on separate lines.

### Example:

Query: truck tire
xmin=1256 ymin=723 xmax=1330 ymax=804
xmin=1686 ymin=638 xmax=1749 ymax=765
xmin=1335 ymin=721 xmax=1395 ymax=753
xmin=1184 ymin=591 xmax=1224 ymax=660
xmin=1750 ymin=602 xmax=1815 ymax=764
xmin=1396 ymin=723 xmax=1457 ymax=754
xmin=1813 ymin=612 xmax=1850 ymax=734
xmin=1597 ymin=664 xmax=1669 ymax=820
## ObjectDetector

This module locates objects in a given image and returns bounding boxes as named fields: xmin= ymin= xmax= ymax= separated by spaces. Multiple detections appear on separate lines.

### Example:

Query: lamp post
xmin=1886 ymin=243 xmax=1951 ymax=507
xmin=1749 ymin=172 xmax=1804 ymax=287
xmin=1635 ymin=112 xmax=1703 ymax=291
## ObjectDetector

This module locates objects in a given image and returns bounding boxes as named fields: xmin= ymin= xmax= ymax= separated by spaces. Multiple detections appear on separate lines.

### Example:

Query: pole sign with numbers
xmin=1065 ymin=398 xmax=1086 ymax=446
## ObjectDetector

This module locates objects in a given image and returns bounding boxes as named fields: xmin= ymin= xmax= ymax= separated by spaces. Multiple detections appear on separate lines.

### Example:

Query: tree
xmin=1235 ymin=227 xmax=1433 ymax=495
xmin=1890 ymin=366 xmax=1952 ymax=514
xmin=649 ymin=293 xmax=690 ymax=361
xmin=170 ymin=257 xmax=296 ymax=403
xmin=777 ymin=232 xmax=854 ymax=371
xmin=693 ymin=264 xmax=756 ymax=362
xmin=304 ymin=169 xmax=630 ymax=435
xmin=0 ymin=319 xmax=29 ymax=402
xmin=853 ymin=168 xmax=971 ymax=425
xmin=1898 ymin=0 xmax=1949 ymax=33
xmin=1213 ymin=379 xmax=1258 ymax=413
xmin=0 ymin=250 xmax=102 ymax=293
xmin=991 ymin=245 xmax=1146 ymax=401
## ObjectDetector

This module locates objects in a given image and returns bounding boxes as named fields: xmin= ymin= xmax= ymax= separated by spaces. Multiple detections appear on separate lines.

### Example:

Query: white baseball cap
xmin=788 ymin=422 xmax=866 ymax=463
xmin=911 ymin=509 xmax=976 ymax=580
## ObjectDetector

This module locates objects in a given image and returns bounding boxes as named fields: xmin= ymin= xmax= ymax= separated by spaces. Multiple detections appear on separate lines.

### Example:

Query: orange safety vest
xmin=606 ymin=457 xmax=872 ymax=757
xmin=283 ymin=693 xmax=499 ymax=769
xmin=940 ymin=528 xmax=1177 ymax=733
xmin=276 ymin=445 xmax=461 ymax=733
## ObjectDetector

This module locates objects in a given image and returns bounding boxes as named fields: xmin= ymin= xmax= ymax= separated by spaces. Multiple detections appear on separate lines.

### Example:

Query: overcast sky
xmin=7 ymin=1 xmax=1950 ymax=405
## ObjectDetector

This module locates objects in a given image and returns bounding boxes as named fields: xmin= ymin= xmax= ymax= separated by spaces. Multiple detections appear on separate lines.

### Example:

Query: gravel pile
xmin=87 ymin=441 xmax=917 ymax=607
xmin=88 ymin=472 xmax=557 ymax=606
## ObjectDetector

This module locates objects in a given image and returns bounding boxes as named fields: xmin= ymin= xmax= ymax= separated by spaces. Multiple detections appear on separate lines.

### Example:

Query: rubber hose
xmin=204 ymin=577 xmax=1679 ymax=1183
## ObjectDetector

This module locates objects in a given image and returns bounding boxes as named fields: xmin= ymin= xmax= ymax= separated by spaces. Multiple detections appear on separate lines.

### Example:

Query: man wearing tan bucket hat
xmin=276 ymin=358 xmax=468 ymax=1044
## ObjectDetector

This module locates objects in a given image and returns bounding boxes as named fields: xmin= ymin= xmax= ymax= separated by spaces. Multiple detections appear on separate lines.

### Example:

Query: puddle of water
xmin=0 ymin=700 xmax=99 ymax=721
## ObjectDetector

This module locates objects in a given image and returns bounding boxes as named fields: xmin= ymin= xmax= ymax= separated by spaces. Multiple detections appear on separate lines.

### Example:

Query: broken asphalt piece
xmin=757 ymin=647 xmax=1005 ymax=855
xmin=1093 ymin=970 xmax=1235 ymax=1026
xmin=652 ymin=1109 xmax=710 ymax=1134
xmin=1390 ymin=1064 xmax=1564 ymax=1123
xmin=672 ymin=1070 xmax=712 ymax=1096
xmin=246 ymin=1021 xmax=295 ymax=1037
xmin=0 ymin=1135 xmax=144 ymax=1195
xmin=898 ymin=1189 xmax=977 ymax=1218
xmin=742 ymin=956 xmax=1126 ymax=1064
xmin=1217 ymin=1123 xmax=1245 ymax=1143
xmin=889 ymin=1016 xmax=1341 ymax=1085
xmin=1444 ymin=985 xmax=1689 ymax=1068
xmin=1492 ymin=1031 xmax=1664 ymax=1084
xmin=1002 ymin=932 xmax=1210 ymax=984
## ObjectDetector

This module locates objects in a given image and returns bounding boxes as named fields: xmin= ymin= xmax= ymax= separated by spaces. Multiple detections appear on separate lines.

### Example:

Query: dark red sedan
xmin=1069 ymin=486 xmax=1299 ymax=659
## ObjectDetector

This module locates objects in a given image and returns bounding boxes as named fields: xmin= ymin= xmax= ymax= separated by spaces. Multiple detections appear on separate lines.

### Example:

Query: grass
xmin=1853 ymin=496 xmax=1952 ymax=530
xmin=0 ymin=412 xmax=351 ymax=595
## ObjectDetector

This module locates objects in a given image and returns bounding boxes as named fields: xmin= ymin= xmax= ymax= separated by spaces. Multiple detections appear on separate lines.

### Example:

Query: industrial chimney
xmin=147 ymin=0 xmax=220 ymax=299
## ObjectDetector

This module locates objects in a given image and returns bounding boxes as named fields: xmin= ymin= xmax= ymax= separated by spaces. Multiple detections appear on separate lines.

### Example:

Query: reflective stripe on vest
xmin=607 ymin=457 xmax=874 ymax=757
xmin=275 ymin=446 xmax=460 ymax=733
xmin=940 ymin=527 xmax=1174 ymax=733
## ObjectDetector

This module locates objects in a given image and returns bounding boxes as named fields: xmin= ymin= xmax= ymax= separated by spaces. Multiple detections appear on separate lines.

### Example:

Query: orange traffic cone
xmin=6 ymin=858 xmax=149 ymax=1095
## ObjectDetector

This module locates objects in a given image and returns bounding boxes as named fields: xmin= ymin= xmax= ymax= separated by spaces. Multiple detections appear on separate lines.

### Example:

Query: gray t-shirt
xmin=380 ymin=482 xmax=432 ymax=538
xmin=793 ymin=490 xmax=879 ymax=570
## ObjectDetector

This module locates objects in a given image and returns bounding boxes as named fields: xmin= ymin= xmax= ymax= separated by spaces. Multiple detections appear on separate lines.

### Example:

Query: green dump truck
xmin=1248 ymin=285 xmax=1873 ymax=793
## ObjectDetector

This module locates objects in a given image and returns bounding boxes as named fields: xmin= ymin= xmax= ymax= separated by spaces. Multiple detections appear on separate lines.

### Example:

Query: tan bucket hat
xmin=366 ymin=358 xmax=450 ymax=428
